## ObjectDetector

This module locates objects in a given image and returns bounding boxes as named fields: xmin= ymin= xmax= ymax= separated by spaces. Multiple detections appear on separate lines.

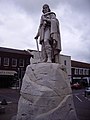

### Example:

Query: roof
xmin=0 ymin=47 xmax=32 ymax=56
xmin=71 ymin=60 xmax=90 ymax=68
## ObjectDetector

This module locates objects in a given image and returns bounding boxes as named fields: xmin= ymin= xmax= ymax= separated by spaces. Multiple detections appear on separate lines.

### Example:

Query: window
xmin=26 ymin=58 xmax=30 ymax=65
xmin=75 ymin=68 xmax=79 ymax=75
xmin=71 ymin=68 xmax=75 ymax=75
xmin=79 ymin=69 xmax=83 ymax=75
xmin=19 ymin=59 xmax=24 ymax=67
xmin=86 ymin=69 xmax=89 ymax=75
xmin=89 ymin=69 xmax=90 ymax=75
xmin=64 ymin=60 xmax=66 ymax=65
xmin=12 ymin=58 xmax=17 ymax=67
xmin=83 ymin=69 xmax=89 ymax=75
xmin=0 ymin=57 xmax=1 ymax=66
xmin=4 ymin=57 xmax=9 ymax=66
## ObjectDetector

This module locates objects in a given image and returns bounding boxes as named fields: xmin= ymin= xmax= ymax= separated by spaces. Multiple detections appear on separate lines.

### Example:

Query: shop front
xmin=0 ymin=70 xmax=17 ymax=88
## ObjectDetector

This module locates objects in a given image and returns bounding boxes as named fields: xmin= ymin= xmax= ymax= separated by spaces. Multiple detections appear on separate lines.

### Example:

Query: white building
xmin=60 ymin=54 xmax=71 ymax=82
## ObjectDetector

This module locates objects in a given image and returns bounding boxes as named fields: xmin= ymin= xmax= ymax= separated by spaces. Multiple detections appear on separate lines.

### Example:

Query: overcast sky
xmin=0 ymin=0 xmax=90 ymax=63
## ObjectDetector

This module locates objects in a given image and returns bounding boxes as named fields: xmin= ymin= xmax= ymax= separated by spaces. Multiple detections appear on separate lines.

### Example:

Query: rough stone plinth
xmin=16 ymin=63 xmax=78 ymax=120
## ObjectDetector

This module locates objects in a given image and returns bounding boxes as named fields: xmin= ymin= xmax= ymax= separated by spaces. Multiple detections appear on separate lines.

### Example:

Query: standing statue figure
xmin=34 ymin=4 xmax=61 ymax=63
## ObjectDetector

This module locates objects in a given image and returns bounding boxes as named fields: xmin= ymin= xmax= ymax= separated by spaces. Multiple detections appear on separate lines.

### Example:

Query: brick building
xmin=71 ymin=60 xmax=90 ymax=86
xmin=0 ymin=47 xmax=32 ymax=88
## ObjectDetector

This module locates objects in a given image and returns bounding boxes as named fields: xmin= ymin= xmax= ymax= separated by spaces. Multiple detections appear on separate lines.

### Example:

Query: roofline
xmin=0 ymin=47 xmax=32 ymax=56
xmin=71 ymin=60 xmax=90 ymax=65
xmin=71 ymin=60 xmax=90 ymax=68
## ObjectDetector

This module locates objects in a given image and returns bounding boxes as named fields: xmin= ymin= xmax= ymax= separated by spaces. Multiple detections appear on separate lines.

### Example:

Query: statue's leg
xmin=44 ymin=28 xmax=52 ymax=62
xmin=41 ymin=42 xmax=47 ymax=62
xmin=53 ymin=50 xmax=60 ymax=63
xmin=54 ymin=54 xmax=59 ymax=63
xmin=44 ymin=40 xmax=52 ymax=63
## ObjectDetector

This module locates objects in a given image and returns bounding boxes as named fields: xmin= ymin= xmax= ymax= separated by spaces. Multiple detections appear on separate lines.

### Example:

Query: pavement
xmin=72 ymin=89 xmax=90 ymax=120
xmin=0 ymin=88 xmax=20 ymax=120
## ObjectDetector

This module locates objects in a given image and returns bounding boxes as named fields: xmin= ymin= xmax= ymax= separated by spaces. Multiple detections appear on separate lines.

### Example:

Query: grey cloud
xmin=81 ymin=31 xmax=90 ymax=49
xmin=0 ymin=20 xmax=4 ymax=25
xmin=10 ymin=0 xmax=66 ymax=15
xmin=72 ymin=35 xmax=90 ymax=62
xmin=1 ymin=0 xmax=90 ymax=16
xmin=68 ymin=0 xmax=90 ymax=15
xmin=0 ymin=0 xmax=90 ymax=63
xmin=0 ymin=36 xmax=4 ymax=44
xmin=73 ymin=51 xmax=90 ymax=63
xmin=71 ymin=34 xmax=90 ymax=62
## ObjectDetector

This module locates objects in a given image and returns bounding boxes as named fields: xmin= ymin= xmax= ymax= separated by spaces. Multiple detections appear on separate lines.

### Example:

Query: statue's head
xmin=42 ymin=4 xmax=51 ymax=13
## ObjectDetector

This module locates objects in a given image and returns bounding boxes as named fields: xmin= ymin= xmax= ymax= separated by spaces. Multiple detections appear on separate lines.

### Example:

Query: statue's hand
xmin=43 ymin=17 xmax=51 ymax=22
xmin=34 ymin=35 xmax=39 ymax=39
xmin=43 ymin=17 xmax=47 ymax=21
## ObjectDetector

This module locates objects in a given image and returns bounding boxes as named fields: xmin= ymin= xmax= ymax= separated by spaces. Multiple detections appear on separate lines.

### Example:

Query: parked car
xmin=71 ymin=82 xmax=81 ymax=89
xmin=85 ymin=87 xmax=90 ymax=97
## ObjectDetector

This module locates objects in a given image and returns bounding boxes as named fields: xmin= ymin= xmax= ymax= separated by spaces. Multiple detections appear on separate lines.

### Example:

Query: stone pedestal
xmin=16 ymin=63 xmax=78 ymax=120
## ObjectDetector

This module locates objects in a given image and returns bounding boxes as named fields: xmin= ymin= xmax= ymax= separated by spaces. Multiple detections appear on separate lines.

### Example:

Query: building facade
xmin=1 ymin=47 xmax=90 ymax=88
xmin=60 ymin=54 xmax=71 ymax=82
xmin=71 ymin=60 xmax=90 ymax=86
xmin=0 ymin=47 xmax=32 ymax=88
